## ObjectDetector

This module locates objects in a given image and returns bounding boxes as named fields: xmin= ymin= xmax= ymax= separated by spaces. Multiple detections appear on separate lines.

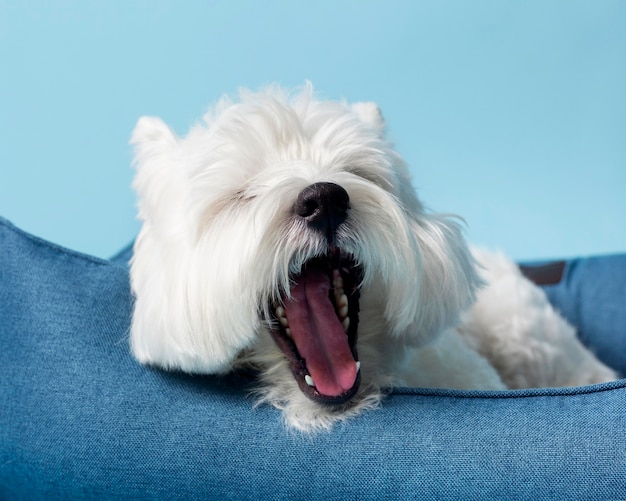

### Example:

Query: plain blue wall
xmin=1 ymin=0 xmax=625 ymax=260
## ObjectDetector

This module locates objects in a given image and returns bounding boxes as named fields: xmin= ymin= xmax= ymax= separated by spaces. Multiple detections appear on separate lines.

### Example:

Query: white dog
xmin=129 ymin=84 xmax=617 ymax=431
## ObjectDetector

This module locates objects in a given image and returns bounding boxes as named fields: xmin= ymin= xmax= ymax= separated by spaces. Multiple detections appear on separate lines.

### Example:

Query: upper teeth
xmin=275 ymin=306 xmax=290 ymax=334
xmin=337 ymin=294 xmax=348 ymax=308
xmin=333 ymin=270 xmax=344 ymax=296
xmin=333 ymin=270 xmax=350 ymax=332
xmin=274 ymin=269 xmax=351 ymax=336
xmin=339 ymin=312 xmax=350 ymax=332
xmin=337 ymin=301 xmax=348 ymax=319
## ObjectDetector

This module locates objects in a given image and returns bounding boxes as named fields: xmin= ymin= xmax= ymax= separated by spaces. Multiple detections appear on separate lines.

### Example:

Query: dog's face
xmin=130 ymin=85 xmax=480 ymax=426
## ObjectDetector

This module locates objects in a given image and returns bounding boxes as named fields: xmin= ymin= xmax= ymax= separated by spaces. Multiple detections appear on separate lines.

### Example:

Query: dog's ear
xmin=132 ymin=116 xmax=177 ymax=147
xmin=130 ymin=117 xmax=183 ymax=231
xmin=130 ymin=116 xmax=259 ymax=375
xmin=402 ymin=213 xmax=482 ymax=346
xmin=351 ymin=102 xmax=386 ymax=135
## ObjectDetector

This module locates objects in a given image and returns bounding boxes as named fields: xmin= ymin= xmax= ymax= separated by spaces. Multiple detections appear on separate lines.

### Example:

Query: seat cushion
xmin=540 ymin=255 xmax=626 ymax=375
xmin=1 ymin=217 xmax=625 ymax=500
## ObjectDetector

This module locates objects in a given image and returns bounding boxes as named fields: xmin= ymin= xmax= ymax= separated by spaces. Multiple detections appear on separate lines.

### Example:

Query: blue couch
xmin=1 ymin=216 xmax=625 ymax=500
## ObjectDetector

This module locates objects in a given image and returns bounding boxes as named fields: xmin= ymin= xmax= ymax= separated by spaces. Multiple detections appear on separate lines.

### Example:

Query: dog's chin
xmin=268 ymin=247 xmax=363 ymax=406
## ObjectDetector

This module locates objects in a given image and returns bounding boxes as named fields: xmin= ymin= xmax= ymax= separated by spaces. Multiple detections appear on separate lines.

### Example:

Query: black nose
xmin=294 ymin=182 xmax=350 ymax=241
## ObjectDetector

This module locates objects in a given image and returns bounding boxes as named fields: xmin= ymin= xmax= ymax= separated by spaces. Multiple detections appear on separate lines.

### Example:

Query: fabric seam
xmin=0 ymin=217 xmax=114 ymax=268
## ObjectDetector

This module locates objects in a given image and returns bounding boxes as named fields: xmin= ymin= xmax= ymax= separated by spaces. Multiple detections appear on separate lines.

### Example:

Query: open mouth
xmin=268 ymin=247 xmax=362 ymax=405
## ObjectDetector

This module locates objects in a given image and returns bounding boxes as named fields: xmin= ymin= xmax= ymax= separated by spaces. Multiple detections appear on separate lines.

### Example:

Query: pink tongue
xmin=283 ymin=268 xmax=357 ymax=397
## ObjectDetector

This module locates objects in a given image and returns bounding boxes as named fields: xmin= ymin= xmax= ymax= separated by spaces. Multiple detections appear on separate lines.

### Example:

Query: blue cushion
xmin=1 ymin=216 xmax=625 ymax=499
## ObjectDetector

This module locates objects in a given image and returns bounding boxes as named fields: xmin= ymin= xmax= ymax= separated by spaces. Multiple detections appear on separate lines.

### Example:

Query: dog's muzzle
xmin=268 ymin=183 xmax=362 ymax=405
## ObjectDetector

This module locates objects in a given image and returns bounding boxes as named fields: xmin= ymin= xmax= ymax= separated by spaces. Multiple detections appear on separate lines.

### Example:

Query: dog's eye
xmin=347 ymin=166 xmax=395 ymax=193
xmin=233 ymin=189 xmax=256 ymax=203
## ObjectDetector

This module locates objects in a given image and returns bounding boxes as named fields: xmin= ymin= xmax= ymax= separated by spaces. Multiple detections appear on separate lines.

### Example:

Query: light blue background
xmin=1 ymin=0 xmax=625 ymax=260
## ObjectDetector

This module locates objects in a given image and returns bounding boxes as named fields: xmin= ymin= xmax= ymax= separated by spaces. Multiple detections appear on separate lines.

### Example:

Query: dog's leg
xmin=458 ymin=250 xmax=618 ymax=389
xmin=393 ymin=328 xmax=507 ymax=390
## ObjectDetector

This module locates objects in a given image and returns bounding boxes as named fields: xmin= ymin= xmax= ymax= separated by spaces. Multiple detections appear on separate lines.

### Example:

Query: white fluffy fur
xmin=130 ymin=84 xmax=617 ymax=431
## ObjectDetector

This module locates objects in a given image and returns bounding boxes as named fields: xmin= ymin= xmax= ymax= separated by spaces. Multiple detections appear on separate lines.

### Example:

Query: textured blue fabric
xmin=1 ymin=217 xmax=625 ymax=500
xmin=541 ymin=256 xmax=626 ymax=376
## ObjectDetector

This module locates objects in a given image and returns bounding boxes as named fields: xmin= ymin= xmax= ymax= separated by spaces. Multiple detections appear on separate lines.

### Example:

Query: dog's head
xmin=130 ymin=84 xmax=480 ymax=407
